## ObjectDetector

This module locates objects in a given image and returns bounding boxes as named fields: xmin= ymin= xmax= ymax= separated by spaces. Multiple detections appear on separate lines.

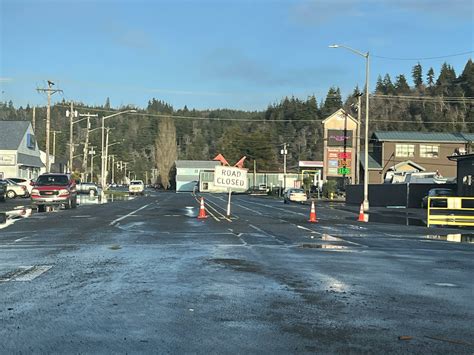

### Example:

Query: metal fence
xmin=427 ymin=197 xmax=474 ymax=227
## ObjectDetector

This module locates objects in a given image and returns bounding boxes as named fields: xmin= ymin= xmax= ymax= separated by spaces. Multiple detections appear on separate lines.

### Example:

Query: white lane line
xmin=296 ymin=225 xmax=321 ymax=234
xmin=233 ymin=202 xmax=263 ymax=216
xmin=249 ymin=224 xmax=284 ymax=245
xmin=240 ymin=199 xmax=306 ymax=216
xmin=110 ymin=203 xmax=151 ymax=226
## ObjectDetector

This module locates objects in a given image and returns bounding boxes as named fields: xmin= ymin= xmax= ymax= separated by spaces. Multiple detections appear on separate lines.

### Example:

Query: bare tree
xmin=155 ymin=117 xmax=177 ymax=189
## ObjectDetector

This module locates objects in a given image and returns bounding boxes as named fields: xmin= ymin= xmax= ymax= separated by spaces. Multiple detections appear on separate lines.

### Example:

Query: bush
xmin=322 ymin=180 xmax=337 ymax=198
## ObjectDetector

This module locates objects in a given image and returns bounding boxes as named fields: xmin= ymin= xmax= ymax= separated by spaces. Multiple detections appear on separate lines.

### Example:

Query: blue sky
xmin=1 ymin=0 xmax=473 ymax=111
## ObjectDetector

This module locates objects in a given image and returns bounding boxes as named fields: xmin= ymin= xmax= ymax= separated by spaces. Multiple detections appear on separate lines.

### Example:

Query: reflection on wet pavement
xmin=300 ymin=243 xmax=349 ymax=250
xmin=426 ymin=234 xmax=474 ymax=244
xmin=77 ymin=193 xmax=135 ymax=206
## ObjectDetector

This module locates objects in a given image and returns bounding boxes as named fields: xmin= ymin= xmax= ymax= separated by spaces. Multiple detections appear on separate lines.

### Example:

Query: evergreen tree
xmin=321 ymin=87 xmax=342 ymax=117
xmin=412 ymin=62 xmax=423 ymax=88
xmin=427 ymin=67 xmax=435 ymax=87
xmin=459 ymin=59 xmax=474 ymax=97
xmin=394 ymin=74 xmax=411 ymax=94
xmin=383 ymin=74 xmax=395 ymax=95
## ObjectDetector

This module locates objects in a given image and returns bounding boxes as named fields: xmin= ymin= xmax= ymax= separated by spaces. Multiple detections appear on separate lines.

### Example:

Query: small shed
xmin=175 ymin=160 xmax=219 ymax=192
xmin=448 ymin=153 xmax=474 ymax=197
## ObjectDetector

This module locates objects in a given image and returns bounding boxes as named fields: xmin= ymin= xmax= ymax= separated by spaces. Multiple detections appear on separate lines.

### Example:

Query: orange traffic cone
xmin=197 ymin=197 xmax=208 ymax=219
xmin=357 ymin=203 xmax=367 ymax=222
xmin=308 ymin=201 xmax=317 ymax=223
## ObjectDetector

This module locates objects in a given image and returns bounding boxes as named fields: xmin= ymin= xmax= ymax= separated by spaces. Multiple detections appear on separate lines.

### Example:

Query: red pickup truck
xmin=30 ymin=173 xmax=77 ymax=212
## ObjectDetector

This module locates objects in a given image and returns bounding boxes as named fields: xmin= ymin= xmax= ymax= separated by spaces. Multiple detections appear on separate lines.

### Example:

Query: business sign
xmin=0 ymin=154 xmax=16 ymax=166
xmin=327 ymin=130 xmax=353 ymax=147
xmin=338 ymin=167 xmax=351 ymax=175
xmin=214 ymin=166 xmax=248 ymax=190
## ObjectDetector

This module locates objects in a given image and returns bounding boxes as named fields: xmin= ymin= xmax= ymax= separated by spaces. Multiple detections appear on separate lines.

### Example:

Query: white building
xmin=175 ymin=160 xmax=219 ymax=192
xmin=0 ymin=121 xmax=44 ymax=180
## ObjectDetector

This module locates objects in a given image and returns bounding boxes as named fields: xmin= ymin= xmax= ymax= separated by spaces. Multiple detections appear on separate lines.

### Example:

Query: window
xmin=420 ymin=144 xmax=439 ymax=158
xmin=395 ymin=144 xmax=415 ymax=157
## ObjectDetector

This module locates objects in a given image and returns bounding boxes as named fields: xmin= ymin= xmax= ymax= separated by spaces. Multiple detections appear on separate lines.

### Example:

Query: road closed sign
xmin=214 ymin=165 xmax=248 ymax=190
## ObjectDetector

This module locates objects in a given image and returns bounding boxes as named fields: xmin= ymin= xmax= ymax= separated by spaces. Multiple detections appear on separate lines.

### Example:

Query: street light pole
xmin=329 ymin=44 xmax=370 ymax=212
xmin=100 ymin=110 xmax=136 ymax=189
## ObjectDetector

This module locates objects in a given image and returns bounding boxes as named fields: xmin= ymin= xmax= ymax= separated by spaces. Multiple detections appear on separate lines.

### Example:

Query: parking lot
xmin=0 ymin=190 xmax=473 ymax=353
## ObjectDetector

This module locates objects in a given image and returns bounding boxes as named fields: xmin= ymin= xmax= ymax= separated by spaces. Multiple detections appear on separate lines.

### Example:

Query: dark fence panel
xmin=346 ymin=184 xmax=407 ymax=207
xmin=407 ymin=183 xmax=457 ymax=208
xmin=346 ymin=183 xmax=457 ymax=208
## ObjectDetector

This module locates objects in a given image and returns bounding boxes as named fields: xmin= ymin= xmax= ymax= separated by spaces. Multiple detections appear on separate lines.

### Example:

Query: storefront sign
xmin=0 ymin=154 xmax=16 ymax=166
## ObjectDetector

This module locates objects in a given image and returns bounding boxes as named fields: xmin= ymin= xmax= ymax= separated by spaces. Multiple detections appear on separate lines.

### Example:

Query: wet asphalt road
xmin=0 ymin=191 xmax=473 ymax=353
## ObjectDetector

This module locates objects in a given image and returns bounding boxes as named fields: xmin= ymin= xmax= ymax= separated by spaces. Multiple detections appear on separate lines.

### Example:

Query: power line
xmin=53 ymin=103 xmax=474 ymax=125
xmin=372 ymin=51 xmax=473 ymax=61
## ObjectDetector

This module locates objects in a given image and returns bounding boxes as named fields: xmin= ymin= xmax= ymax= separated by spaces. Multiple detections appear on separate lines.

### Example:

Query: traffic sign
xmin=214 ymin=166 xmax=248 ymax=190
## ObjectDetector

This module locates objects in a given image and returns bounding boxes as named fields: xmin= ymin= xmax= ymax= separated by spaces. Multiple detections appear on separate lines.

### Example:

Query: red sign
xmin=338 ymin=152 xmax=352 ymax=159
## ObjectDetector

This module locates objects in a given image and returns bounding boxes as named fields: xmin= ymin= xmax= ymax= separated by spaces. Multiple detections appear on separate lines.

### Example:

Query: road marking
xmin=249 ymin=224 xmax=284 ymax=245
xmin=0 ymin=265 xmax=52 ymax=282
xmin=240 ymin=199 xmax=306 ymax=216
xmin=296 ymin=225 xmax=320 ymax=233
xmin=110 ymin=203 xmax=151 ymax=226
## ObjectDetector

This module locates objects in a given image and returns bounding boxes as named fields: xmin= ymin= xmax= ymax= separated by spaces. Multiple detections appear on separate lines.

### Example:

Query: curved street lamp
xmin=329 ymin=44 xmax=370 ymax=212
xmin=101 ymin=109 xmax=136 ymax=189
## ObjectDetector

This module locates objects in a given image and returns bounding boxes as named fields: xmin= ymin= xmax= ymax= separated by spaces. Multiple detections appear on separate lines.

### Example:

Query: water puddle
xmin=351 ymin=214 xmax=426 ymax=226
xmin=0 ymin=207 xmax=32 ymax=229
xmin=77 ymin=193 xmax=134 ymax=206
xmin=300 ymin=243 xmax=349 ymax=250
xmin=425 ymin=234 xmax=474 ymax=244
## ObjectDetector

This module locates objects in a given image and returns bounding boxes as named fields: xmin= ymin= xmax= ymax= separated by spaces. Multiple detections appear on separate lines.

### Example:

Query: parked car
xmin=30 ymin=173 xmax=77 ymax=211
xmin=0 ymin=180 xmax=6 ymax=202
xmin=77 ymin=182 xmax=99 ymax=195
xmin=283 ymin=188 xmax=308 ymax=204
xmin=0 ymin=179 xmax=28 ymax=199
xmin=421 ymin=188 xmax=455 ymax=208
xmin=129 ymin=180 xmax=145 ymax=195
xmin=7 ymin=177 xmax=35 ymax=195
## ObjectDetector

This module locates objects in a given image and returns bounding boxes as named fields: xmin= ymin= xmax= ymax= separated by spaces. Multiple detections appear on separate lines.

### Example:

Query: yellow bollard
xmin=330 ymin=192 xmax=333 ymax=200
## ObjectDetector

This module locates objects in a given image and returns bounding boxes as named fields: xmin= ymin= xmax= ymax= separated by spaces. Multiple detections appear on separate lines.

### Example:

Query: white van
xmin=129 ymin=180 xmax=145 ymax=195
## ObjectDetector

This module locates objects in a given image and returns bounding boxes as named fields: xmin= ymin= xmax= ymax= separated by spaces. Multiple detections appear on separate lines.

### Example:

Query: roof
xmin=360 ymin=154 xmax=382 ymax=170
xmin=0 ymin=121 xmax=31 ymax=150
xmin=321 ymin=108 xmax=358 ymax=125
xmin=17 ymin=153 xmax=44 ymax=168
xmin=448 ymin=153 xmax=474 ymax=161
xmin=388 ymin=160 xmax=426 ymax=172
xmin=175 ymin=160 xmax=219 ymax=169
xmin=373 ymin=131 xmax=473 ymax=143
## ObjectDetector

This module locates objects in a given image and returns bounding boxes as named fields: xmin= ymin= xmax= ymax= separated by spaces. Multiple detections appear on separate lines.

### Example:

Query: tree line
xmin=0 ymin=59 xmax=472 ymax=186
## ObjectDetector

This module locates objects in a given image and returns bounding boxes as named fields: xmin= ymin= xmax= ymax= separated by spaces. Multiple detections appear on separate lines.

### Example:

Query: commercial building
xmin=367 ymin=131 xmax=474 ymax=184
xmin=322 ymin=109 xmax=358 ymax=187
xmin=0 ymin=121 xmax=44 ymax=179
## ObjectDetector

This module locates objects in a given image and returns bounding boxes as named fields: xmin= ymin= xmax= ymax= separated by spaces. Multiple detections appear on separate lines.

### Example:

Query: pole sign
xmin=214 ymin=166 xmax=248 ymax=190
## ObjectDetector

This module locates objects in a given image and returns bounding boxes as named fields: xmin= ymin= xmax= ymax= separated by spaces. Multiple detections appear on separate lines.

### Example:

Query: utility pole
xmin=66 ymin=102 xmax=77 ymax=173
xmin=356 ymin=93 xmax=362 ymax=185
xmin=123 ymin=162 xmax=129 ymax=184
xmin=51 ymin=130 xmax=61 ymax=159
xmin=37 ymin=81 xmax=62 ymax=173
xmin=79 ymin=113 xmax=98 ymax=180
xmin=32 ymin=107 xmax=36 ymax=132
xmin=281 ymin=143 xmax=288 ymax=191
xmin=89 ymin=146 xmax=96 ymax=183
xmin=111 ymin=155 xmax=115 ymax=184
